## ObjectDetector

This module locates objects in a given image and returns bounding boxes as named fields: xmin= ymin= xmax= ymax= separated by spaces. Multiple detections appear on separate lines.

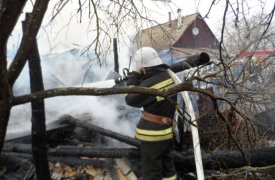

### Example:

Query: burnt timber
xmin=3 ymin=115 xmax=275 ymax=172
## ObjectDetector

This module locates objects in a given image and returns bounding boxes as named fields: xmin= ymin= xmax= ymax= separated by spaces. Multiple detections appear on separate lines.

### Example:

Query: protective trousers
xmin=140 ymin=140 xmax=177 ymax=180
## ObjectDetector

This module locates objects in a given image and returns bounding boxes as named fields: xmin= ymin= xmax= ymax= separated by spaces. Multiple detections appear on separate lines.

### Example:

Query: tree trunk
xmin=0 ymin=44 xmax=12 ymax=153
xmin=0 ymin=87 xmax=11 ymax=153
xmin=25 ymin=13 xmax=50 ymax=179
xmin=0 ymin=0 xmax=28 ymax=154
xmin=0 ymin=0 xmax=50 ymax=154
xmin=8 ymin=0 xmax=50 ymax=85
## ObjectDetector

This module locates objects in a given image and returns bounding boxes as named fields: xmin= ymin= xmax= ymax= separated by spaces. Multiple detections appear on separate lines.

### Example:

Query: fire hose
xmin=167 ymin=69 xmax=205 ymax=180
xmin=115 ymin=52 xmax=210 ymax=84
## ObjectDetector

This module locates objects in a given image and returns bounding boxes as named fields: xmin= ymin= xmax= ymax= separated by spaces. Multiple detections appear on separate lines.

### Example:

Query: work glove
xmin=126 ymin=71 xmax=141 ymax=86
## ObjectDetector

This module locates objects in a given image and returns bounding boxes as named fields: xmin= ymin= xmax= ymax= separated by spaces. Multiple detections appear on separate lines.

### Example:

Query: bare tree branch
xmin=8 ymin=0 xmax=50 ymax=86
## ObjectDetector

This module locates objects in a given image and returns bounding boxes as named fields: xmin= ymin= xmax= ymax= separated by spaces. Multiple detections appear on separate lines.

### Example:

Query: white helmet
xmin=133 ymin=47 xmax=163 ymax=71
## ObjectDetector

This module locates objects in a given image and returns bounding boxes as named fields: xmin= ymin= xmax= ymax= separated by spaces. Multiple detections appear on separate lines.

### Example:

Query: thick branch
xmin=12 ymin=80 xmax=252 ymax=129
xmin=12 ymin=82 xmax=193 ymax=105
xmin=0 ymin=0 xmax=27 ymax=45
xmin=12 ymin=81 xmax=248 ymax=121
xmin=8 ymin=0 xmax=50 ymax=86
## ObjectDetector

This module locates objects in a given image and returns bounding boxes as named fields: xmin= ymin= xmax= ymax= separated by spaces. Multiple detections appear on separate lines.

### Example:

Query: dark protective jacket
xmin=125 ymin=65 xmax=177 ymax=142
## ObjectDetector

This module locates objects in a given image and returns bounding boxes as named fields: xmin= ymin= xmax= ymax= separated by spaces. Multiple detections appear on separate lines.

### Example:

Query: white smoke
xmin=6 ymin=46 xmax=139 ymax=143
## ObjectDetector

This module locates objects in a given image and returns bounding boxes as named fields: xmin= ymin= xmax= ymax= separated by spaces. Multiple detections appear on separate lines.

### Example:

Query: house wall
xmin=174 ymin=16 xmax=219 ymax=49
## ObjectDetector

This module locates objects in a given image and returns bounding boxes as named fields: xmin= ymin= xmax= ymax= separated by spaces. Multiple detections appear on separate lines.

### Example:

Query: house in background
xmin=131 ymin=10 xmax=221 ymax=64
xmin=130 ymin=10 xmax=275 ymax=151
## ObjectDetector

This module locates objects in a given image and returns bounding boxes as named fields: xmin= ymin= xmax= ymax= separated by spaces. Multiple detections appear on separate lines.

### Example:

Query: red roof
xmin=238 ymin=49 xmax=275 ymax=58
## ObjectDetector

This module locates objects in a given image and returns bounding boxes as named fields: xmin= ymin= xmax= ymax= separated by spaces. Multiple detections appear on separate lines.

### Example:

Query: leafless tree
xmin=0 ymin=0 xmax=275 ymax=178
xmin=199 ymin=0 xmax=275 ymax=151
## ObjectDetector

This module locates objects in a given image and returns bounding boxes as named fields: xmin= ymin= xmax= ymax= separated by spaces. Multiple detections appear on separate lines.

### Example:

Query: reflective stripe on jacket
xmin=125 ymin=66 xmax=176 ymax=117
xmin=162 ymin=174 xmax=177 ymax=180
xmin=135 ymin=127 xmax=173 ymax=141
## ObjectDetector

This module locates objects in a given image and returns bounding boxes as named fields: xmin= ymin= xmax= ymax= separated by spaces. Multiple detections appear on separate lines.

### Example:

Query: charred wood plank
xmin=3 ymin=143 xmax=33 ymax=153
xmin=4 ymin=143 xmax=275 ymax=171
xmin=113 ymin=38 xmax=119 ymax=73
xmin=60 ymin=115 xmax=141 ymax=147
xmin=2 ymin=152 xmax=114 ymax=169
xmin=24 ymin=12 xmax=50 ymax=179
xmin=2 ymin=152 xmax=32 ymax=160
xmin=49 ymin=146 xmax=140 ymax=159
xmin=3 ymin=143 xmax=140 ymax=159
xmin=0 ymin=153 xmax=33 ymax=179
xmin=49 ymin=156 xmax=114 ymax=169
xmin=0 ymin=153 xmax=32 ymax=166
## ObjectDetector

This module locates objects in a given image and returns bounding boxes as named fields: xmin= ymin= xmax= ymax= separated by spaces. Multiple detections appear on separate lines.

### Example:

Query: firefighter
xmin=125 ymin=47 xmax=177 ymax=180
